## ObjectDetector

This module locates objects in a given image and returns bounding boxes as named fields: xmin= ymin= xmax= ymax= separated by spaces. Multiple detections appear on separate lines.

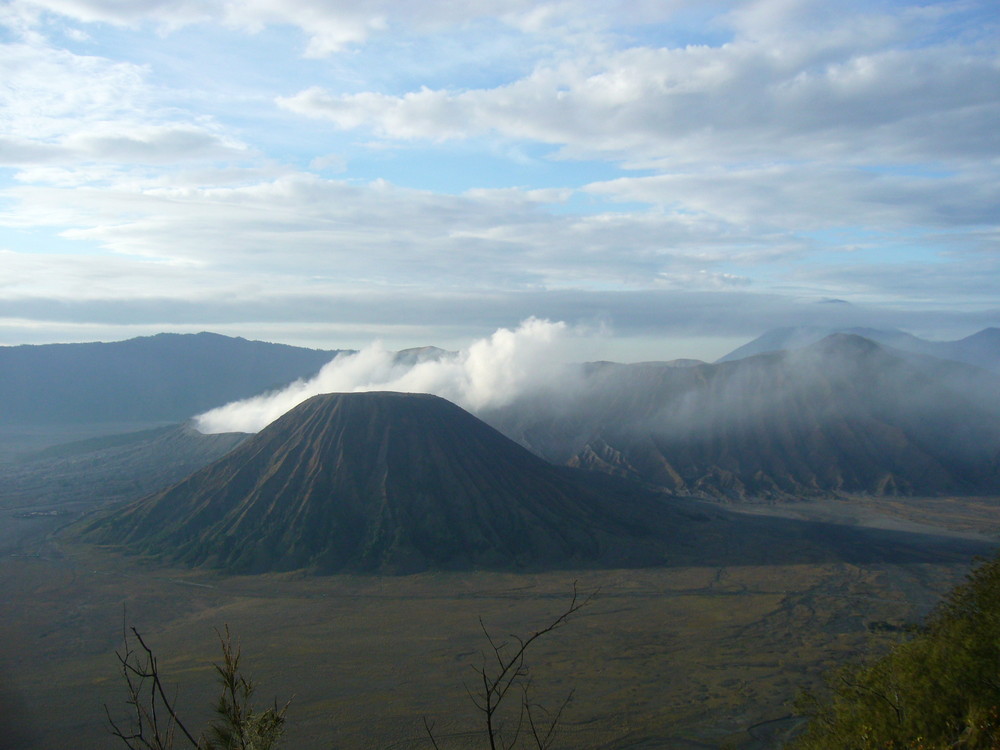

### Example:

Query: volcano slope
xmin=484 ymin=334 xmax=1000 ymax=500
xmin=77 ymin=391 xmax=992 ymax=576
xmin=78 ymin=392 xmax=687 ymax=573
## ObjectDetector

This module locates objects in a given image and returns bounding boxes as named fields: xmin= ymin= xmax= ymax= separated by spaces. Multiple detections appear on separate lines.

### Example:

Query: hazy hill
xmin=0 ymin=424 xmax=247 ymax=508
xmin=78 ymin=392 xmax=690 ymax=573
xmin=485 ymin=334 xmax=1000 ymax=499
xmin=0 ymin=332 xmax=342 ymax=425
xmin=718 ymin=326 xmax=1000 ymax=372
xmin=937 ymin=327 xmax=1000 ymax=372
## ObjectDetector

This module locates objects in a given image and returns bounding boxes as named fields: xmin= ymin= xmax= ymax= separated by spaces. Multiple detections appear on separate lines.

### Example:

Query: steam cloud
xmin=194 ymin=317 xmax=578 ymax=434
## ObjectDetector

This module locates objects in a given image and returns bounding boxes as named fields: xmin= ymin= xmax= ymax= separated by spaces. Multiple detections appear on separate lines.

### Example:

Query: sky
xmin=0 ymin=0 xmax=998 ymax=362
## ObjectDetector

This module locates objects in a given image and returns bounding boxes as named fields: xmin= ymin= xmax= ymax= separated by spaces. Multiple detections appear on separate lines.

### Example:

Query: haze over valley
xmin=2 ymin=323 xmax=1000 ymax=747
xmin=2 ymin=0 xmax=999 ymax=747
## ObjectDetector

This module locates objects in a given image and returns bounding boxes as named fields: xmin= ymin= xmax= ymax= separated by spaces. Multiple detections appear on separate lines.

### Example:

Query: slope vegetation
xmin=792 ymin=551 xmax=1000 ymax=749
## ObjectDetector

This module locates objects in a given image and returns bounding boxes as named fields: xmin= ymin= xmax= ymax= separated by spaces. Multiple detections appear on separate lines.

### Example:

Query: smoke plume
xmin=194 ymin=317 xmax=578 ymax=434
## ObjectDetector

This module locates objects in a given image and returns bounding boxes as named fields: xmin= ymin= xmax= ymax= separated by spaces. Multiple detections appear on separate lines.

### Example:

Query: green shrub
xmin=791 ymin=553 xmax=1000 ymax=749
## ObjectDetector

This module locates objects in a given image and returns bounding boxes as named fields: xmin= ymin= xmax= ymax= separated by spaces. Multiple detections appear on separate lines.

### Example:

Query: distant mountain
xmin=78 ymin=392 xmax=690 ymax=573
xmin=485 ymin=335 xmax=1000 ymax=499
xmin=718 ymin=326 xmax=1000 ymax=372
xmin=632 ymin=358 xmax=706 ymax=368
xmin=0 ymin=332 xmax=343 ymax=425
xmin=392 ymin=346 xmax=454 ymax=366
xmin=936 ymin=328 xmax=1000 ymax=372
xmin=717 ymin=326 xmax=912 ymax=362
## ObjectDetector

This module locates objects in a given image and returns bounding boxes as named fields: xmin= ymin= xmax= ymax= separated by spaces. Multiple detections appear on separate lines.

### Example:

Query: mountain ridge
xmin=718 ymin=326 xmax=1000 ymax=372
xmin=0 ymin=332 xmax=343 ymax=425
xmin=485 ymin=334 xmax=1000 ymax=499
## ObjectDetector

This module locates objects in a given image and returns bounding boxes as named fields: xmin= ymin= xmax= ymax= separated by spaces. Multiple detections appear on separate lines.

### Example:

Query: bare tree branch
xmin=424 ymin=584 xmax=594 ymax=749
xmin=524 ymin=684 xmax=575 ymax=750
xmin=422 ymin=717 xmax=443 ymax=750
xmin=104 ymin=617 xmax=201 ymax=750
xmin=107 ymin=619 xmax=288 ymax=750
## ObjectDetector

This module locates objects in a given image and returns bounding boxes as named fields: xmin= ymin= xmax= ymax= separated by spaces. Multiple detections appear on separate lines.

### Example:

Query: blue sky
xmin=0 ymin=0 xmax=997 ymax=361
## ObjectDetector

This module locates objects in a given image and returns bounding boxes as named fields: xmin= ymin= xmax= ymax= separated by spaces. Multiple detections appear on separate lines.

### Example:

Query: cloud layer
xmin=1 ymin=0 xmax=998 ymax=352
xmin=281 ymin=34 xmax=1000 ymax=168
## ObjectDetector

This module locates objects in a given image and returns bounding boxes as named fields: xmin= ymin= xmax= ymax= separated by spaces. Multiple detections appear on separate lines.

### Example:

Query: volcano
xmin=79 ymin=391 xmax=686 ymax=573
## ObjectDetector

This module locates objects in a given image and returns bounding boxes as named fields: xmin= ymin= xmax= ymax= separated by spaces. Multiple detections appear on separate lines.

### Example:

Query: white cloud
xmin=1 ymin=0 xmax=997 ymax=353
xmin=0 ymin=249 xmax=226 ymax=299
xmin=0 ymin=42 xmax=147 ymax=136
xmin=584 ymin=166 xmax=1000 ymax=231
xmin=2 ymin=170 xmax=782 ymax=294
xmin=13 ymin=0 xmax=213 ymax=29
xmin=0 ymin=40 xmax=248 ymax=169
xmin=2 ymin=154 xmax=993 ymax=320
xmin=280 ymin=34 xmax=1000 ymax=168
xmin=194 ymin=317 xmax=578 ymax=432
xmin=13 ymin=0 xmax=689 ymax=54
xmin=66 ymin=124 xmax=244 ymax=162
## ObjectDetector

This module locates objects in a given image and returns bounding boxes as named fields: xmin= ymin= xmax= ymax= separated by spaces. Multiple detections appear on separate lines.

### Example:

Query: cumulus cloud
xmin=194 ymin=317 xmax=578 ymax=433
xmin=0 ymin=42 xmax=146 ymax=135
xmin=0 ymin=40 xmax=246 ymax=169
xmin=280 ymin=33 xmax=1000 ymax=168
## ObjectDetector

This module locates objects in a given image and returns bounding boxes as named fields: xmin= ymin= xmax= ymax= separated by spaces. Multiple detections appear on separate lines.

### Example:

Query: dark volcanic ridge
xmin=76 ymin=391 xmax=993 ymax=575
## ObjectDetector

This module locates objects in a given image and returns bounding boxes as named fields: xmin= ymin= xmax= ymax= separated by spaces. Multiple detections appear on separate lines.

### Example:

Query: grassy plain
xmin=0 ymin=512 xmax=986 ymax=750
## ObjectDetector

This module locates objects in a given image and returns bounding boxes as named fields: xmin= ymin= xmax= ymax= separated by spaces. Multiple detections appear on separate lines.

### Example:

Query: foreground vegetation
xmin=121 ymin=551 xmax=1000 ymax=749
xmin=108 ymin=592 xmax=591 ymax=750
xmin=111 ymin=553 xmax=1000 ymax=750
xmin=108 ymin=625 xmax=288 ymax=750
xmin=792 ymin=552 xmax=1000 ymax=749
xmin=2 ymin=521 xmax=986 ymax=749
